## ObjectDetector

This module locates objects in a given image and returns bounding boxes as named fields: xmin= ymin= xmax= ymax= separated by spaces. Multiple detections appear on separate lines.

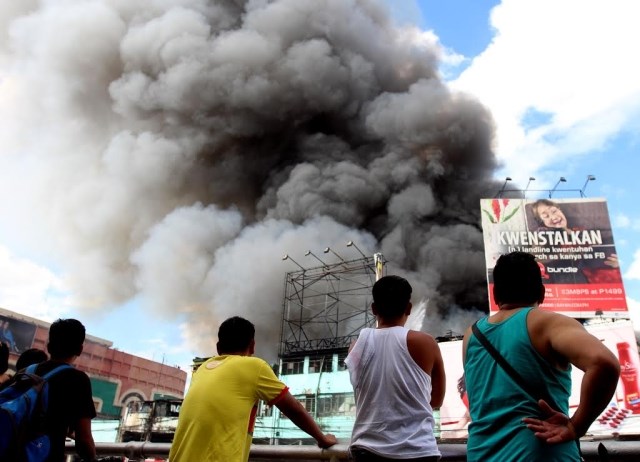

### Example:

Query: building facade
xmin=0 ymin=307 xmax=187 ymax=419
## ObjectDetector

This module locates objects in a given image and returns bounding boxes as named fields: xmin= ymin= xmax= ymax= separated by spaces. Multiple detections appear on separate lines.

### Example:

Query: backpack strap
xmin=40 ymin=364 xmax=73 ymax=381
xmin=25 ymin=364 xmax=38 ymax=374
xmin=24 ymin=363 xmax=73 ymax=381
xmin=24 ymin=364 xmax=74 ymax=430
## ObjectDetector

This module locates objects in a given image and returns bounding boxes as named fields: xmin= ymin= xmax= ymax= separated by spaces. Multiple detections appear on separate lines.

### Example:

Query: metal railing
xmin=65 ymin=441 xmax=640 ymax=461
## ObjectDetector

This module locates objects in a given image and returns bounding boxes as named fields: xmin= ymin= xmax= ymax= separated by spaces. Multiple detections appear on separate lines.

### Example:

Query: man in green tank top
xmin=463 ymin=251 xmax=620 ymax=461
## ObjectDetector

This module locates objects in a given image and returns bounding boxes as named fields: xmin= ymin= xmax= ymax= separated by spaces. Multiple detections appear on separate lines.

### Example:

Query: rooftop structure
xmin=279 ymin=252 xmax=383 ymax=358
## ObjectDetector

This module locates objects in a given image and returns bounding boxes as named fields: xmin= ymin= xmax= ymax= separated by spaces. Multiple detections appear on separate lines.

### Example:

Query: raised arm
xmin=275 ymin=391 xmax=337 ymax=448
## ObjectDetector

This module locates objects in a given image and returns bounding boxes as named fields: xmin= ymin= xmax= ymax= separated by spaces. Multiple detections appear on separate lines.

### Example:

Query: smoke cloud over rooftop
xmin=0 ymin=0 xmax=499 ymax=358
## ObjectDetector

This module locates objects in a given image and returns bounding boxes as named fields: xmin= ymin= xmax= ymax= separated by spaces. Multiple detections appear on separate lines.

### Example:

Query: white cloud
xmin=626 ymin=296 xmax=640 ymax=334
xmin=0 ymin=245 xmax=71 ymax=320
xmin=625 ymin=249 xmax=640 ymax=281
xmin=133 ymin=334 xmax=193 ymax=368
xmin=615 ymin=213 xmax=632 ymax=229
xmin=614 ymin=212 xmax=640 ymax=231
xmin=402 ymin=26 xmax=465 ymax=64
xmin=451 ymin=0 xmax=640 ymax=184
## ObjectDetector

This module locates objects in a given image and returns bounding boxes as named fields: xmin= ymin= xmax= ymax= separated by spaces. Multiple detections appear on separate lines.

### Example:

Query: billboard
xmin=480 ymin=198 xmax=627 ymax=318
xmin=439 ymin=320 xmax=640 ymax=440
xmin=0 ymin=315 xmax=37 ymax=354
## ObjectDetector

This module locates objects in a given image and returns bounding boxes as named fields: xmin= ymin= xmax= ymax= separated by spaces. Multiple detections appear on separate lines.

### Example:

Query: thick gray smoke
xmin=0 ymin=0 xmax=499 ymax=359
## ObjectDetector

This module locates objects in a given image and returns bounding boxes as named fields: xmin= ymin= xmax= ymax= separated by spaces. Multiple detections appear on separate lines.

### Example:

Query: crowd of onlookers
xmin=0 ymin=252 xmax=623 ymax=462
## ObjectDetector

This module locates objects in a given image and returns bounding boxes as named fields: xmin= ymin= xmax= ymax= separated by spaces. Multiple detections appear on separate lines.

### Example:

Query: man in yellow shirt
xmin=169 ymin=316 xmax=337 ymax=462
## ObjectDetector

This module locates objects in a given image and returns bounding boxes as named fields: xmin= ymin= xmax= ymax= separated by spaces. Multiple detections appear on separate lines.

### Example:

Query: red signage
xmin=480 ymin=198 xmax=627 ymax=317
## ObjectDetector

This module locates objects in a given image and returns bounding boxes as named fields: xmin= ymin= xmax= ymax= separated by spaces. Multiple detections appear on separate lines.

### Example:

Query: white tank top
xmin=345 ymin=326 xmax=440 ymax=458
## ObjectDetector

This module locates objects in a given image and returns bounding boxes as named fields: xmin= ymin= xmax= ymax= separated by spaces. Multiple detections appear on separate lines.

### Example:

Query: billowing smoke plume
xmin=0 ymin=0 xmax=499 ymax=359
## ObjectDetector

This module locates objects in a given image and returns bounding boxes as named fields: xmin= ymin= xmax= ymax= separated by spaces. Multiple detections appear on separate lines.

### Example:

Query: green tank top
xmin=464 ymin=307 xmax=580 ymax=462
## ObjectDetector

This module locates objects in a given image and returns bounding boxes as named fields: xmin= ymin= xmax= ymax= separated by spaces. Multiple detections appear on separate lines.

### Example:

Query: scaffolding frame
xmin=279 ymin=255 xmax=383 ymax=358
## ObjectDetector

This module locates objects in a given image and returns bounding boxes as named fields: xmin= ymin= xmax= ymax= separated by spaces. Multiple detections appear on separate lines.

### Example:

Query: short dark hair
xmin=16 ymin=348 xmax=48 ymax=371
xmin=372 ymin=275 xmax=412 ymax=319
xmin=47 ymin=319 xmax=86 ymax=359
xmin=493 ymin=252 xmax=544 ymax=306
xmin=217 ymin=317 xmax=255 ymax=354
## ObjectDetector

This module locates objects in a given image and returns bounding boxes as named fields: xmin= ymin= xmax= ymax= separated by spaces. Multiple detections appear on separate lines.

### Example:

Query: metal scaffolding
xmin=279 ymin=254 xmax=384 ymax=358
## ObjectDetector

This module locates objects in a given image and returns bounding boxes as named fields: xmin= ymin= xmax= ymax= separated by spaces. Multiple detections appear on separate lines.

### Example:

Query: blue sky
xmin=0 ymin=0 xmax=639 ymax=381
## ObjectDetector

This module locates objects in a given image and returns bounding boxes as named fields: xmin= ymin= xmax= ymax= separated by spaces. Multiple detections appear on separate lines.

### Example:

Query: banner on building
xmin=480 ymin=198 xmax=627 ymax=318
xmin=0 ymin=315 xmax=37 ymax=354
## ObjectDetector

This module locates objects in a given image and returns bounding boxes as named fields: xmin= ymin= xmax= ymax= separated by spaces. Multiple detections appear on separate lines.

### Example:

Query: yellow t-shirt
xmin=169 ymin=355 xmax=287 ymax=462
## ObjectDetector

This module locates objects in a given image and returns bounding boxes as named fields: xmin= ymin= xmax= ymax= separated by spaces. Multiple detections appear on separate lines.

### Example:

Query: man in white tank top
xmin=345 ymin=275 xmax=445 ymax=461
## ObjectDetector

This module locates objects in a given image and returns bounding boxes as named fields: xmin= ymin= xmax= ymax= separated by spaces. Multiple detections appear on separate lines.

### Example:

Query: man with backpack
xmin=0 ymin=318 xmax=97 ymax=462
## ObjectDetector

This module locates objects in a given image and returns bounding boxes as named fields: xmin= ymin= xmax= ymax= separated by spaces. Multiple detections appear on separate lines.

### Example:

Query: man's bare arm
xmin=407 ymin=331 xmax=446 ymax=408
xmin=429 ymin=343 xmax=446 ymax=408
xmin=74 ymin=417 xmax=96 ymax=461
xmin=275 ymin=392 xmax=337 ymax=448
